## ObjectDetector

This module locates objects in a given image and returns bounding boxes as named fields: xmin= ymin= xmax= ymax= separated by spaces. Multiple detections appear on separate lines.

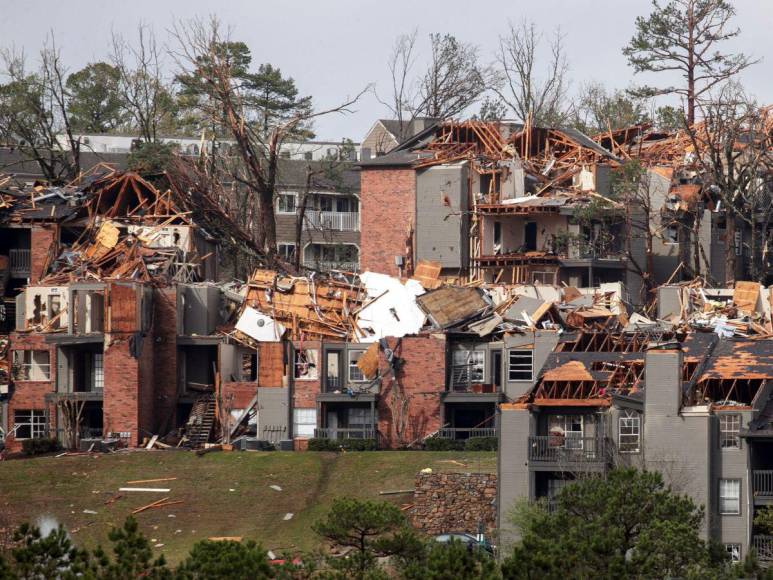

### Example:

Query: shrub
xmin=21 ymin=437 xmax=61 ymax=456
xmin=424 ymin=438 xmax=464 ymax=451
xmin=308 ymin=438 xmax=377 ymax=452
xmin=465 ymin=437 xmax=498 ymax=451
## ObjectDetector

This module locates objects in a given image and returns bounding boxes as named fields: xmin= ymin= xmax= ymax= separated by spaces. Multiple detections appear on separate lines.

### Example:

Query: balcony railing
xmin=314 ymin=427 xmax=375 ymax=440
xmin=436 ymin=427 xmax=496 ymax=440
xmin=753 ymin=470 xmax=773 ymax=498
xmin=306 ymin=261 xmax=359 ymax=272
xmin=528 ymin=435 xmax=608 ymax=464
xmin=8 ymin=248 xmax=31 ymax=277
xmin=325 ymin=375 xmax=343 ymax=391
xmin=304 ymin=211 xmax=360 ymax=232
xmin=753 ymin=536 xmax=773 ymax=562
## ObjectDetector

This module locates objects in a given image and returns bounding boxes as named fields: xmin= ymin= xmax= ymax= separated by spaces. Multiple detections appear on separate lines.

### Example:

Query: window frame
xmin=278 ymin=243 xmax=296 ymax=262
xmin=348 ymin=350 xmax=367 ymax=383
xmin=618 ymin=411 xmax=641 ymax=454
xmin=724 ymin=543 xmax=741 ymax=563
xmin=719 ymin=479 xmax=741 ymax=515
xmin=12 ymin=350 xmax=51 ymax=382
xmin=293 ymin=348 xmax=319 ymax=381
xmin=719 ymin=414 xmax=741 ymax=449
xmin=276 ymin=192 xmax=297 ymax=215
xmin=507 ymin=349 xmax=533 ymax=382
xmin=451 ymin=348 xmax=485 ymax=387
xmin=13 ymin=409 xmax=48 ymax=440
xmin=293 ymin=408 xmax=317 ymax=438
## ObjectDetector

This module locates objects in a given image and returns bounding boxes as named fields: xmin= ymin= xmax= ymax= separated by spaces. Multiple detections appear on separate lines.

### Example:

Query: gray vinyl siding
xmin=503 ymin=331 xmax=559 ymax=399
xmin=415 ymin=165 xmax=469 ymax=269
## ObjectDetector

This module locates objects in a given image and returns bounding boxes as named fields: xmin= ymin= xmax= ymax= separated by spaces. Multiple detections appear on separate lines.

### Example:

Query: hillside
xmin=0 ymin=450 xmax=495 ymax=563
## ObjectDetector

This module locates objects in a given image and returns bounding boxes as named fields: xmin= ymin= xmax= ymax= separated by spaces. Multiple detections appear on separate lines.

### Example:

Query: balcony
xmin=528 ymin=435 xmax=608 ymax=465
xmin=436 ymin=427 xmax=496 ymax=440
xmin=8 ymin=248 xmax=30 ymax=277
xmin=314 ymin=427 xmax=376 ymax=440
xmin=304 ymin=211 xmax=360 ymax=232
xmin=306 ymin=261 xmax=359 ymax=272
xmin=753 ymin=536 xmax=773 ymax=563
xmin=753 ymin=470 xmax=773 ymax=501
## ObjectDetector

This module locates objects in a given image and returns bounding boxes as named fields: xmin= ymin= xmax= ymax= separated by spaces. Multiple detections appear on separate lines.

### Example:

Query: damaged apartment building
xmin=0 ymin=167 xmax=261 ymax=452
xmin=498 ymin=280 xmax=773 ymax=564
xmin=358 ymin=119 xmax=738 ymax=304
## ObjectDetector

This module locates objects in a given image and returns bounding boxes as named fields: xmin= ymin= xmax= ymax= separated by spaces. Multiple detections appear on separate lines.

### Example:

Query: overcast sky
xmin=2 ymin=0 xmax=771 ymax=141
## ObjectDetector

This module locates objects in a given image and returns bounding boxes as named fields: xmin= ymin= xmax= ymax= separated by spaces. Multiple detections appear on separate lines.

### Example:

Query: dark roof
xmin=700 ymin=339 xmax=773 ymax=380
xmin=274 ymin=159 xmax=359 ymax=192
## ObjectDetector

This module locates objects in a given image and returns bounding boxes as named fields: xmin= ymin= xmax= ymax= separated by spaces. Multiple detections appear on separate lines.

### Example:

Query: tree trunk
xmin=725 ymin=213 xmax=736 ymax=286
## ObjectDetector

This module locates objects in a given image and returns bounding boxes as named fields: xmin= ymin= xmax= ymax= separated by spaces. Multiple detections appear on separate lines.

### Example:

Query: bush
xmin=464 ymin=437 xmax=498 ymax=451
xmin=21 ymin=437 xmax=61 ymax=456
xmin=308 ymin=438 xmax=377 ymax=452
xmin=424 ymin=438 xmax=464 ymax=451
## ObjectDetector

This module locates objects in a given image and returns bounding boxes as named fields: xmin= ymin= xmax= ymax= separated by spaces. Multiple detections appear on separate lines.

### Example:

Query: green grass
xmin=0 ymin=450 xmax=495 ymax=563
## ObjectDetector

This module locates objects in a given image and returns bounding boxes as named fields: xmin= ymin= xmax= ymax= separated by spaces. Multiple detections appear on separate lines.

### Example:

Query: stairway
xmin=186 ymin=395 xmax=215 ymax=448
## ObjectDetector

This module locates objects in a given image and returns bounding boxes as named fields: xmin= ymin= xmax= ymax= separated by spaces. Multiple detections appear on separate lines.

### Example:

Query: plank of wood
xmin=145 ymin=435 xmax=159 ymax=450
xmin=132 ymin=497 xmax=170 ymax=514
xmin=126 ymin=477 xmax=177 ymax=485
xmin=119 ymin=488 xmax=171 ymax=493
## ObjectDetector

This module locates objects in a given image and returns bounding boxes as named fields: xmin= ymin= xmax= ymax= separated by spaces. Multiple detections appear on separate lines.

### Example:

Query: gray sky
xmin=2 ymin=0 xmax=771 ymax=141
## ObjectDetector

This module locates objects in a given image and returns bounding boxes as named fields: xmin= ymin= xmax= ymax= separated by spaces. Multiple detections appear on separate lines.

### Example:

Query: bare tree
xmin=171 ymin=17 xmax=365 ymax=257
xmin=685 ymin=84 xmax=773 ymax=283
xmin=378 ymin=32 xmax=488 ymax=138
xmin=110 ymin=23 xmax=173 ymax=143
xmin=493 ymin=21 xmax=570 ymax=126
xmin=624 ymin=0 xmax=757 ymax=125
xmin=0 ymin=38 xmax=80 ymax=182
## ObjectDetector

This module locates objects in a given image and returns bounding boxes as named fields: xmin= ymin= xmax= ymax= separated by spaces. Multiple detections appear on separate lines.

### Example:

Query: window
xmin=293 ymin=408 xmax=316 ymax=437
xmin=664 ymin=224 xmax=679 ymax=244
xmin=294 ymin=348 xmax=318 ymax=380
xmin=724 ymin=544 xmax=741 ymax=563
xmin=319 ymin=195 xmax=334 ymax=212
xmin=719 ymin=479 xmax=741 ymax=515
xmin=92 ymin=353 xmax=104 ymax=390
xmin=12 ymin=350 xmax=51 ymax=381
xmin=347 ymin=407 xmax=369 ymax=436
xmin=618 ymin=412 xmax=641 ymax=453
xmin=348 ymin=350 xmax=366 ymax=382
xmin=48 ymin=295 xmax=62 ymax=329
xmin=277 ymin=193 xmax=296 ymax=214
xmin=451 ymin=349 xmax=485 ymax=387
xmin=508 ymin=349 xmax=533 ymax=381
xmin=13 ymin=410 xmax=47 ymax=439
xmin=548 ymin=415 xmax=584 ymax=450
xmin=719 ymin=414 xmax=741 ymax=449
xmin=278 ymin=243 xmax=296 ymax=262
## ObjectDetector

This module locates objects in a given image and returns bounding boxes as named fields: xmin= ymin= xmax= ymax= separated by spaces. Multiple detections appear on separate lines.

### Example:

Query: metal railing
xmin=753 ymin=536 xmax=773 ymax=562
xmin=314 ymin=427 xmax=375 ymax=440
xmin=436 ymin=427 xmax=496 ymax=440
xmin=753 ymin=470 xmax=773 ymax=498
xmin=307 ymin=261 xmax=359 ymax=272
xmin=325 ymin=375 xmax=342 ymax=391
xmin=8 ymin=249 xmax=31 ymax=277
xmin=528 ymin=435 xmax=607 ymax=464
xmin=304 ymin=211 xmax=360 ymax=232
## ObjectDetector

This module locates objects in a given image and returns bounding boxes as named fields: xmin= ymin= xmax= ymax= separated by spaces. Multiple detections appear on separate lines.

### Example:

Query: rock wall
xmin=411 ymin=472 xmax=497 ymax=535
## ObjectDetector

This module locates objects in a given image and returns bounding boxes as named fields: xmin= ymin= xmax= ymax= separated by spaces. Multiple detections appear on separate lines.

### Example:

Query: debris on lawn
xmin=119 ymin=487 xmax=172 ymax=493
xmin=283 ymin=513 xmax=294 ymax=520
xmin=126 ymin=478 xmax=177 ymax=485
xmin=270 ymin=485 xmax=282 ymax=492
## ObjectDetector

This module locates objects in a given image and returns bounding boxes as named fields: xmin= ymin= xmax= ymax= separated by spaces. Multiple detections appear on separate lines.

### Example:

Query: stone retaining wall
xmin=411 ymin=472 xmax=497 ymax=535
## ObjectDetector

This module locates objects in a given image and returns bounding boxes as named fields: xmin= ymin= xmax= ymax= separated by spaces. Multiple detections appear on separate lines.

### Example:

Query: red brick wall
xmin=137 ymin=328 xmax=155 ymax=440
xmin=360 ymin=168 xmax=415 ymax=276
xmin=377 ymin=335 xmax=445 ymax=448
xmin=221 ymin=381 xmax=257 ymax=410
xmin=29 ymin=225 xmax=58 ymax=283
xmin=103 ymin=337 xmax=142 ymax=446
xmin=6 ymin=333 xmax=56 ymax=452
xmin=291 ymin=340 xmax=320 ymax=411
xmin=152 ymin=288 xmax=177 ymax=433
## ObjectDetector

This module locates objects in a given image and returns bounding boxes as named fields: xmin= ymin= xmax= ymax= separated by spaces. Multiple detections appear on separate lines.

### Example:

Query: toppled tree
xmin=171 ymin=17 xmax=364 ymax=258
xmin=501 ymin=468 xmax=725 ymax=578
xmin=624 ymin=0 xmax=756 ymax=125
xmin=492 ymin=20 xmax=570 ymax=126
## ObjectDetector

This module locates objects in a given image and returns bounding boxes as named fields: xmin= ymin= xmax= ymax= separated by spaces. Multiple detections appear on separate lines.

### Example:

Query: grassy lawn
xmin=0 ymin=450 xmax=495 ymax=563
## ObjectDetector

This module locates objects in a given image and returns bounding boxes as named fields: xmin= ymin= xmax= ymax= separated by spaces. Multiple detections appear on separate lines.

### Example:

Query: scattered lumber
xmin=126 ymin=478 xmax=177 ymax=485
xmin=118 ymin=487 xmax=172 ymax=493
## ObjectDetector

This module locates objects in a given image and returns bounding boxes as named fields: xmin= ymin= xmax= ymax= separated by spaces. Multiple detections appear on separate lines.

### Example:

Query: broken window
xmin=508 ymin=349 xmax=533 ymax=381
xmin=13 ymin=409 xmax=47 ymax=439
xmin=12 ymin=350 xmax=51 ymax=381
xmin=548 ymin=415 xmax=584 ymax=450
xmin=719 ymin=479 xmax=741 ymax=514
xmin=724 ymin=544 xmax=741 ymax=563
xmin=48 ymin=295 xmax=62 ymax=329
xmin=719 ymin=414 xmax=741 ymax=449
xmin=294 ymin=348 xmax=318 ymax=380
xmin=664 ymin=224 xmax=679 ymax=244
xmin=277 ymin=193 xmax=296 ymax=214
xmin=451 ymin=349 xmax=485 ymax=388
xmin=278 ymin=243 xmax=296 ymax=262
xmin=348 ymin=350 xmax=366 ymax=382
xmin=618 ymin=411 xmax=641 ymax=453
xmin=293 ymin=408 xmax=316 ymax=437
